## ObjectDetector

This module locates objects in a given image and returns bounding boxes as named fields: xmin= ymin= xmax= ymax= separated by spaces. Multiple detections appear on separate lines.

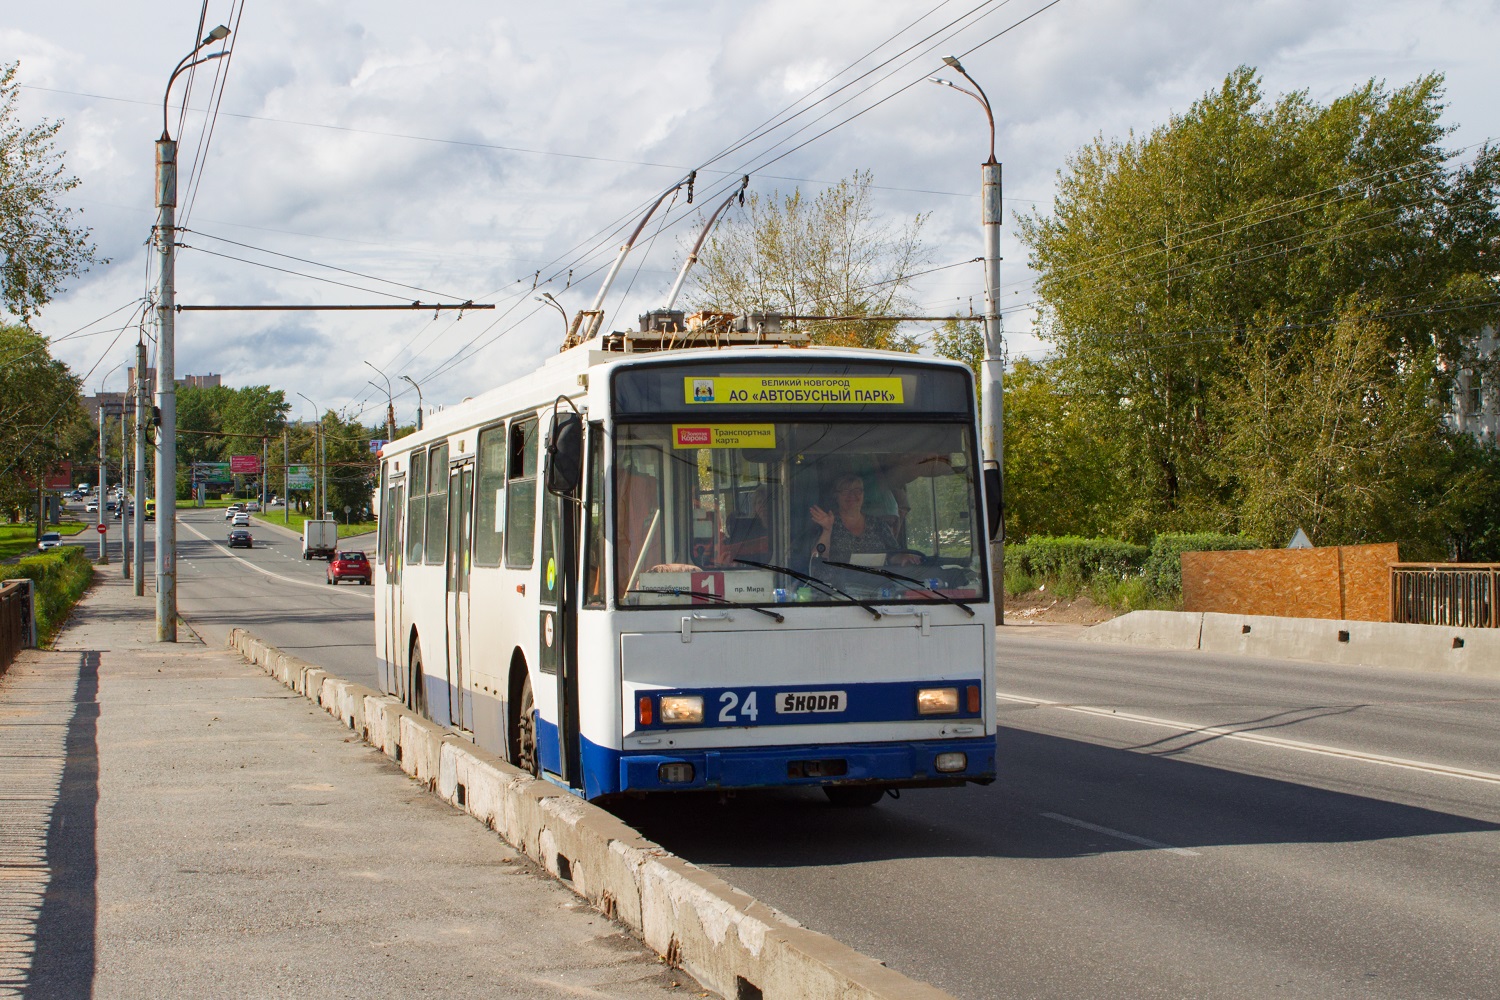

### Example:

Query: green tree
xmin=0 ymin=323 xmax=84 ymax=532
xmin=319 ymin=411 xmax=377 ymax=520
xmin=690 ymin=170 xmax=930 ymax=349
xmin=0 ymin=62 xmax=98 ymax=321
xmin=1018 ymin=67 xmax=1500 ymax=547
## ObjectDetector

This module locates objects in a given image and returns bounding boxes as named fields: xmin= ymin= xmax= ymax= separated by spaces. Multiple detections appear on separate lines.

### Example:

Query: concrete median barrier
xmin=225 ymin=627 xmax=954 ymax=1000
xmin=1079 ymin=611 xmax=1500 ymax=678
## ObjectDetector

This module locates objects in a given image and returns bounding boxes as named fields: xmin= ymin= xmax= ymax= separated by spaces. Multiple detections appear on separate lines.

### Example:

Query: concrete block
xmin=1200 ymin=612 xmax=1500 ymax=676
xmin=1078 ymin=610 xmax=1204 ymax=650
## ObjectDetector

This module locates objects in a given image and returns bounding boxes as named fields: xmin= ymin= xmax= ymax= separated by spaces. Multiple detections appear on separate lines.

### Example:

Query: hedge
xmin=1142 ymin=532 xmax=1263 ymax=597
xmin=0 ymin=547 xmax=93 ymax=645
xmin=1007 ymin=535 xmax=1150 ymax=584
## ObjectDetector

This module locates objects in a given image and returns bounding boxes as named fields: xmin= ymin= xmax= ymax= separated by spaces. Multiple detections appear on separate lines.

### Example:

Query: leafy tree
xmin=690 ymin=170 xmax=930 ymax=349
xmin=0 ymin=323 xmax=84 ymax=532
xmin=1018 ymin=67 xmax=1500 ymax=549
xmin=319 ymin=410 xmax=378 ymax=520
xmin=0 ymin=62 xmax=98 ymax=321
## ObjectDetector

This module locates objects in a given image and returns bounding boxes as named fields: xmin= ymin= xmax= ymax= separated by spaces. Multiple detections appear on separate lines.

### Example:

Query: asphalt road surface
xmin=121 ymin=506 xmax=1500 ymax=999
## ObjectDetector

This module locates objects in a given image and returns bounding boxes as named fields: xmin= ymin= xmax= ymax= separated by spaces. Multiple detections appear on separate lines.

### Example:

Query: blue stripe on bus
xmin=533 ymin=720 xmax=993 ymax=798
xmin=632 ymin=679 xmax=982 ymax=732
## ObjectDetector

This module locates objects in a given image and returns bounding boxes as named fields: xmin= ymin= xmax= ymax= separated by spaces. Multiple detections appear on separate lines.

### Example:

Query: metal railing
xmin=1 ymin=578 xmax=38 ymax=675
xmin=1391 ymin=563 xmax=1499 ymax=628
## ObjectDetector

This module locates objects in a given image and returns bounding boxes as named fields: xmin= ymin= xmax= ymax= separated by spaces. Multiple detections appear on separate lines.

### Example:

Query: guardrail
xmin=1 ymin=579 xmax=38 ymax=675
xmin=1391 ymin=563 xmax=1499 ymax=628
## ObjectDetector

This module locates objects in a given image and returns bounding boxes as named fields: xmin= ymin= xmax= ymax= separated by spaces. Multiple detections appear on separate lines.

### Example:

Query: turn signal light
xmin=966 ymin=685 xmax=980 ymax=714
xmin=658 ymin=762 xmax=695 ymax=784
xmin=638 ymin=696 xmax=653 ymax=726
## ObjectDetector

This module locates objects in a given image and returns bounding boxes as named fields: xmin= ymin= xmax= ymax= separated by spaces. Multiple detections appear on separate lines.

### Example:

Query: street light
xmin=155 ymin=22 xmax=231 ymax=642
xmin=400 ymin=374 xmax=425 ymax=431
xmin=296 ymin=392 xmax=325 ymax=519
xmin=535 ymin=291 xmax=569 ymax=336
xmin=364 ymin=360 xmax=397 ymax=443
xmin=931 ymin=54 xmax=1006 ymax=625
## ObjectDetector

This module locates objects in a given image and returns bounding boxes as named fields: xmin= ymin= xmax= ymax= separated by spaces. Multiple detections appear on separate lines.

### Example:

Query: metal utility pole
xmin=121 ymin=405 xmax=130 ymax=579
xmin=319 ymin=424 xmax=328 ymax=520
xmin=156 ymin=24 xmax=230 ymax=642
xmin=365 ymin=362 xmax=397 ymax=442
xmin=933 ymin=56 xmax=1005 ymax=624
xmin=260 ymin=436 xmax=267 ymax=510
xmin=97 ymin=409 xmax=108 ymax=564
xmin=134 ymin=342 xmax=147 ymax=595
xmin=282 ymin=430 xmax=289 ymax=525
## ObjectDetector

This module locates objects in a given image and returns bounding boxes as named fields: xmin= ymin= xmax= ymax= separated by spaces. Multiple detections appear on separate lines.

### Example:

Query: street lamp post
xmin=932 ymin=55 xmax=1005 ymax=625
xmin=156 ymin=23 xmax=231 ymax=642
xmin=365 ymin=361 xmax=397 ymax=443
xmin=400 ymin=374 xmax=425 ymax=431
xmin=296 ymin=393 xmax=324 ymax=519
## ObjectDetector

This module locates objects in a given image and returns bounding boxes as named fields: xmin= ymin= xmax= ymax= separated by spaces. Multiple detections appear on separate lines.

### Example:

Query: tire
xmin=510 ymin=675 xmax=539 ymax=778
xmin=409 ymin=641 xmax=428 ymax=718
xmin=325 ymin=576 xmax=332 ymax=585
xmin=823 ymin=785 xmax=886 ymax=807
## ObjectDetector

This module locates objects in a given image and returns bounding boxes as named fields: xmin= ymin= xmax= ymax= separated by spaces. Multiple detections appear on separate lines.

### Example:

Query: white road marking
xmin=1041 ymin=812 xmax=1200 ymax=856
xmin=178 ymin=518 xmax=374 ymax=599
xmin=998 ymin=692 xmax=1500 ymax=785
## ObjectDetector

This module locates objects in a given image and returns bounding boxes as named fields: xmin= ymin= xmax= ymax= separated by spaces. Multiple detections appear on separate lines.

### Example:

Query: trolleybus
xmin=374 ymin=323 xmax=998 ymax=804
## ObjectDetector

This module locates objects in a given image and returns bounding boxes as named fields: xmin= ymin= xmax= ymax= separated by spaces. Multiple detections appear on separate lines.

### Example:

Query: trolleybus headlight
xmin=935 ymin=752 xmax=968 ymax=773
xmin=659 ymin=695 xmax=704 ymax=724
xmin=917 ymin=687 xmax=959 ymax=715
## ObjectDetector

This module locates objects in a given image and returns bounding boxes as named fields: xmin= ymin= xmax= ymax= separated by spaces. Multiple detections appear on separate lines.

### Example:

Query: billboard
xmin=286 ymin=464 xmax=314 ymax=488
xmin=230 ymin=454 xmax=261 ymax=475
xmin=192 ymin=462 xmax=231 ymax=484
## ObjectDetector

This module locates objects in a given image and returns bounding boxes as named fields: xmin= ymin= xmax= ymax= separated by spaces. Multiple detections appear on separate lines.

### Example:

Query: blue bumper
xmin=604 ymin=736 xmax=996 ymax=797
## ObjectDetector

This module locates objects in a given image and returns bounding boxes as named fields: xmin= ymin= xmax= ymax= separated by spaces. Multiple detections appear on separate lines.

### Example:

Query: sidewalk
xmin=0 ymin=572 xmax=705 ymax=999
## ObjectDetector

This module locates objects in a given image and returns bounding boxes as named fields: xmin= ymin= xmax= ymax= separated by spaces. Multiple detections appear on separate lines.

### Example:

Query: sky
xmin=8 ymin=0 xmax=1500 ymax=428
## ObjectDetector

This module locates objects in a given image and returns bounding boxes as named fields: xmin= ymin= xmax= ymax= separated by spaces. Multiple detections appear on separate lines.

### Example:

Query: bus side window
xmin=407 ymin=447 xmax=427 ymax=565
xmin=473 ymin=423 xmax=506 ymax=567
xmin=425 ymin=442 xmax=449 ymax=565
xmin=505 ymin=417 xmax=538 ymax=569
xmin=582 ymin=423 xmax=605 ymax=607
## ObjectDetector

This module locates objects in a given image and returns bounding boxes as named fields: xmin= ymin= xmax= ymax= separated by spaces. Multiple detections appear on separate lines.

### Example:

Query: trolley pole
xmin=154 ymin=135 xmax=177 ymax=639
xmin=134 ymin=341 xmax=147 ymax=595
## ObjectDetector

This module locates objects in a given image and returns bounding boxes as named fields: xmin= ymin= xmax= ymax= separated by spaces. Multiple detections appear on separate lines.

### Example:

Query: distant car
xmin=86 ymin=501 xmax=99 ymax=513
xmin=246 ymin=501 xmax=261 ymax=512
xmin=37 ymin=532 xmax=63 ymax=551
xmin=327 ymin=550 xmax=371 ymax=585
xmin=231 ymin=512 xmax=251 ymax=527
xmin=224 ymin=503 xmax=245 ymax=521
xmin=226 ymin=528 xmax=253 ymax=549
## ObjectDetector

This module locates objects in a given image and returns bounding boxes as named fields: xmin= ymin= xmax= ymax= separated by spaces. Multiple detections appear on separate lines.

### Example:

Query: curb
xmin=226 ymin=627 xmax=955 ymax=1000
xmin=1080 ymin=610 xmax=1500 ymax=677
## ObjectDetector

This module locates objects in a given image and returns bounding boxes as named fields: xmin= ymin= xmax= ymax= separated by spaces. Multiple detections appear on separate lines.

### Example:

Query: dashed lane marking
xmin=1041 ymin=812 xmax=1200 ymax=857
xmin=997 ymin=692 xmax=1500 ymax=785
xmin=178 ymin=518 xmax=373 ymax=599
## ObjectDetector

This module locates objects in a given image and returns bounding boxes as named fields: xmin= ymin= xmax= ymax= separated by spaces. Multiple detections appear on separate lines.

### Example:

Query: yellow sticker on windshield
xmin=685 ymin=376 xmax=904 ymax=405
xmin=672 ymin=424 xmax=776 ymax=449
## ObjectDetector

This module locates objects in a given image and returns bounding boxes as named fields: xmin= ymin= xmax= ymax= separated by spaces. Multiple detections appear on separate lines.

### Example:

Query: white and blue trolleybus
xmin=374 ymin=319 xmax=998 ymax=805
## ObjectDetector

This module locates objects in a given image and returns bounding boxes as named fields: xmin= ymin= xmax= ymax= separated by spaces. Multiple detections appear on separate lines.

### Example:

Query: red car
xmin=326 ymin=550 xmax=371 ymax=585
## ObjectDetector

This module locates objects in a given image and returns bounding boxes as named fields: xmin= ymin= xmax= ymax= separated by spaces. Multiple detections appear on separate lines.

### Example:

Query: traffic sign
xmin=96 ymin=524 xmax=108 ymax=534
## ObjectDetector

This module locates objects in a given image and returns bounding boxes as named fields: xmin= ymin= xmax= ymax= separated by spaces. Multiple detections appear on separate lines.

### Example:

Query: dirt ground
xmin=1004 ymin=587 xmax=1117 ymax=625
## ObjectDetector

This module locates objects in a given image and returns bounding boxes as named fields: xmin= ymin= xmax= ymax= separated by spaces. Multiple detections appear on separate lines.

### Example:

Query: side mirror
xmin=545 ymin=412 xmax=584 ymax=496
xmin=983 ymin=466 xmax=1003 ymax=541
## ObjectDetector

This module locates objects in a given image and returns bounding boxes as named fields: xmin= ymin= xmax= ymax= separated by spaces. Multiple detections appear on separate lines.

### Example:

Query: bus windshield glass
xmin=615 ymin=419 xmax=985 ymax=608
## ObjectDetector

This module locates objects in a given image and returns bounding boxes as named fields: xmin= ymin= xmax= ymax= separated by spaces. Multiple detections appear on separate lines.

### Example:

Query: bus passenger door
xmin=539 ymin=415 xmax=582 ymax=789
xmin=385 ymin=478 xmax=406 ymax=701
xmin=446 ymin=463 xmax=475 ymax=733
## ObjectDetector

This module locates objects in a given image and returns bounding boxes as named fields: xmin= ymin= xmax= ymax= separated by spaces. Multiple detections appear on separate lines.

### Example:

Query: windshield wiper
xmin=732 ymin=558 xmax=882 ymax=620
xmin=627 ymin=588 xmax=784 ymax=623
xmin=820 ymin=560 xmax=976 ymax=617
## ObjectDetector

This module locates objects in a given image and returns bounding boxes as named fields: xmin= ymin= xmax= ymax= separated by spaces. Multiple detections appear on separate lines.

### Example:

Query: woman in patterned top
xmin=809 ymin=473 xmax=920 ymax=566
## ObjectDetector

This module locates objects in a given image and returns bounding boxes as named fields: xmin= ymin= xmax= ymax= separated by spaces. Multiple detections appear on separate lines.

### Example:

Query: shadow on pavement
xmin=23 ymin=651 xmax=100 ymax=1000
xmin=610 ymin=725 xmax=1500 ymax=868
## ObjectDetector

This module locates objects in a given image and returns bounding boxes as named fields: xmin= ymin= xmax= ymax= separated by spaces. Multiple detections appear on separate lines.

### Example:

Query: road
xmin=113 ymin=505 xmax=1500 ymax=999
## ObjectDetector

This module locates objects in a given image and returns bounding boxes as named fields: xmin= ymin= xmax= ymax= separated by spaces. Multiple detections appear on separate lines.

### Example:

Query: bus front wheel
xmin=823 ymin=785 xmax=886 ymax=807
xmin=511 ymin=675 xmax=539 ymax=778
